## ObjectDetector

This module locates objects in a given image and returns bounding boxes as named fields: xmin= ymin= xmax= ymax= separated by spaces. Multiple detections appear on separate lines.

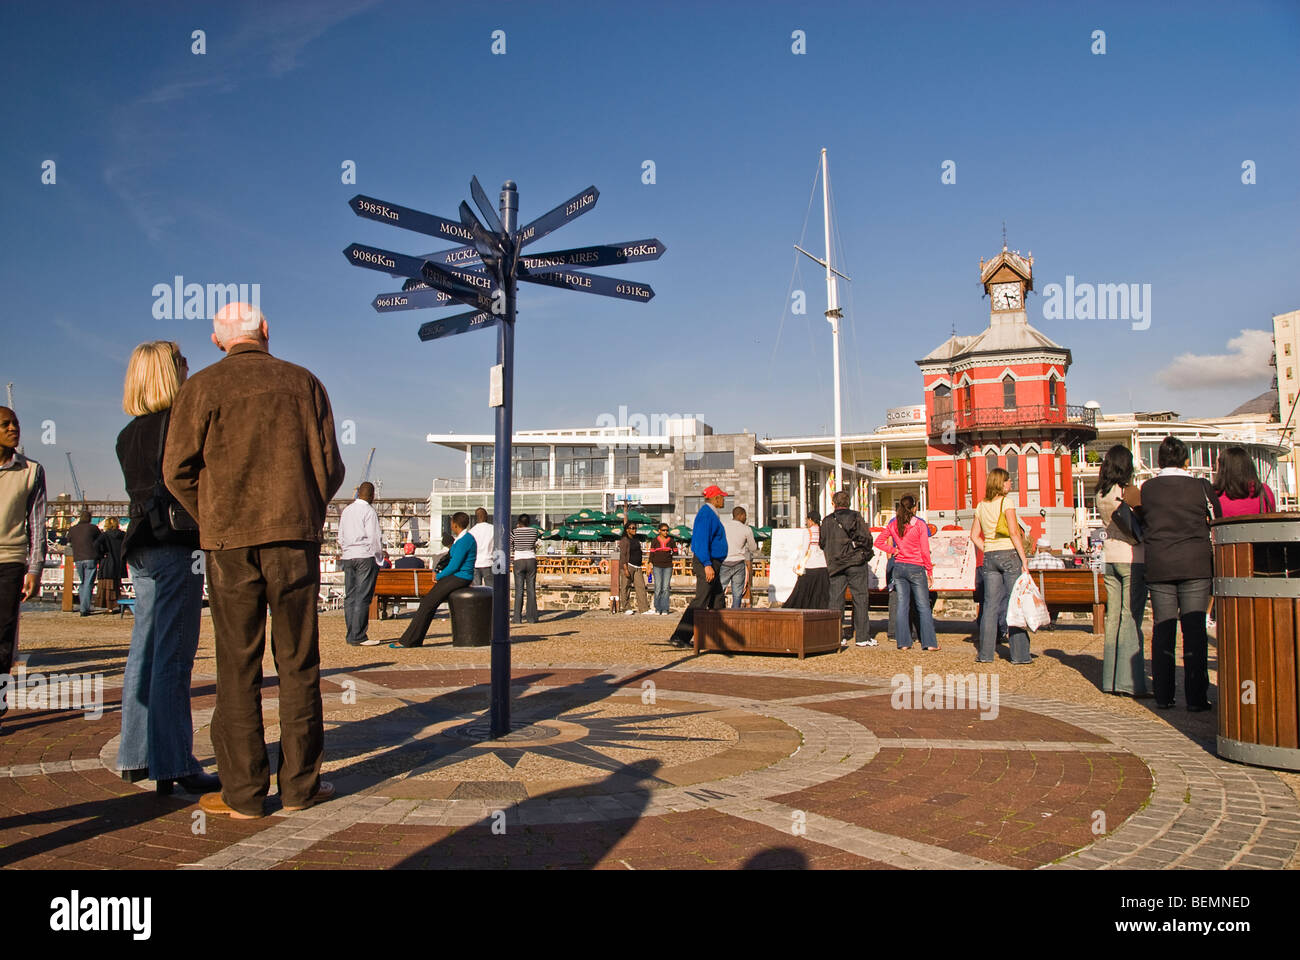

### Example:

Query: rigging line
xmin=768 ymin=250 xmax=803 ymax=367
xmin=773 ymin=158 xmax=827 ymax=370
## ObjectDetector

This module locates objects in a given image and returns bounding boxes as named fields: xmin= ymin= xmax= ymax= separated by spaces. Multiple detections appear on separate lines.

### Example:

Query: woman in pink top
xmin=1213 ymin=447 xmax=1277 ymax=517
xmin=874 ymin=495 xmax=938 ymax=650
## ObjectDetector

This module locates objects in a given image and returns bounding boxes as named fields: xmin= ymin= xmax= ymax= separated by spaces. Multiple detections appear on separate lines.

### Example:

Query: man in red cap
xmin=393 ymin=542 xmax=424 ymax=570
xmin=668 ymin=484 xmax=729 ymax=647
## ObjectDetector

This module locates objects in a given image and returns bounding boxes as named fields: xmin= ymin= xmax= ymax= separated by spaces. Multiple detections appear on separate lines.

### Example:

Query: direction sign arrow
xmin=514 ymin=185 xmax=599 ymax=248
xmin=349 ymin=194 xmax=475 ymax=245
xmin=517 ymin=238 xmax=666 ymax=276
xmin=344 ymin=243 xmax=428 ymax=281
xmin=517 ymin=268 xmax=654 ymax=303
xmin=459 ymin=201 xmax=505 ymax=273
xmin=407 ymin=244 xmax=482 ymax=274
xmin=372 ymin=288 xmax=458 ymax=312
xmin=418 ymin=309 xmax=498 ymax=342
xmin=470 ymin=176 xmax=504 ymax=235
xmin=421 ymin=259 xmax=501 ymax=312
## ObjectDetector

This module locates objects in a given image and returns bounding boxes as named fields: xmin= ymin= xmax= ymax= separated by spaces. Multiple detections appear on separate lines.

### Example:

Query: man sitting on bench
xmin=390 ymin=511 xmax=475 ymax=648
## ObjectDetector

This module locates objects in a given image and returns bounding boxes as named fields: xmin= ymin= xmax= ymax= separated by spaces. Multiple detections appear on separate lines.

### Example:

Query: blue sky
xmin=2 ymin=0 xmax=1297 ymax=498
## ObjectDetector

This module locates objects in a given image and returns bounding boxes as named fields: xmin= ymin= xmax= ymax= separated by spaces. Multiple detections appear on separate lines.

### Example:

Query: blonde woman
xmin=115 ymin=342 xmax=218 ymax=795
xmin=969 ymin=467 xmax=1030 ymax=664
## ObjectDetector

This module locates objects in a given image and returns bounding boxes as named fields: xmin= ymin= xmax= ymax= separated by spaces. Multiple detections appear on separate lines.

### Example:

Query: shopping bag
xmin=1006 ymin=572 xmax=1051 ymax=631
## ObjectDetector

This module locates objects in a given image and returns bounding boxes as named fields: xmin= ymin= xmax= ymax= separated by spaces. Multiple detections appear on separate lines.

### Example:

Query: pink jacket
xmin=874 ymin=517 xmax=932 ymax=575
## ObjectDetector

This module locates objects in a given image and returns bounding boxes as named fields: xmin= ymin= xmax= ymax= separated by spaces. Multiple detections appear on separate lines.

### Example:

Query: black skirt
xmin=783 ymin=568 xmax=830 ymax=609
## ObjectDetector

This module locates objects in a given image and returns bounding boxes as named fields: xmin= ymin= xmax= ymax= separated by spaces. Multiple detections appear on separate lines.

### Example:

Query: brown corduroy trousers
xmin=207 ymin=542 xmax=323 ymax=816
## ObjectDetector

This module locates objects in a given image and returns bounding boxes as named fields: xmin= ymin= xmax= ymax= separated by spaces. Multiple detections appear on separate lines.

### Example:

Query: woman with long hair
xmin=1125 ymin=435 xmax=1220 ymax=710
xmin=782 ymin=510 xmax=830 ymax=609
xmin=94 ymin=516 xmax=126 ymax=613
xmin=617 ymin=522 xmax=649 ymax=615
xmin=874 ymin=495 xmax=937 ymax=650
xmin=1213 ymin=446 xmax=1276 ymax=516
xmin=969 ymin=467 xmax=1030 ymax=664
xmin=115 ymin=341 xmax=218 ymax=795
xmin=1095 ymin=445 xmax=1149 ymax=696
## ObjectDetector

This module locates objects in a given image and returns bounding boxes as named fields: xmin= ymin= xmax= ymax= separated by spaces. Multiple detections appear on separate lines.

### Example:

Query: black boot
xmin=157 ymin=771 xmax=221 ymax=795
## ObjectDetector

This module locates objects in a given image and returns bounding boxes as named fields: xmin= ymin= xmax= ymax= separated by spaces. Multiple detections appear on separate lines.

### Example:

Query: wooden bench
xmin=1032 ymin=567 xmax=1105 ymax=633
xmin=694 ymin=608 xmax=841 ymax=659
xmin=370 ymin=568 xmax=437 ymax=620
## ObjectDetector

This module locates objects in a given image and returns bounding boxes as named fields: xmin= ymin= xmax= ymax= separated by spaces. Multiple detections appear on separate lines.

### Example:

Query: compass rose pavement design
xmin=2 ymin=652 xmax=1299 ymax=871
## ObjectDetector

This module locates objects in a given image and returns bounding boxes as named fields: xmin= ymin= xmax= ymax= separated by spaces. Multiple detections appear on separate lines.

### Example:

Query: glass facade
xmin=767 ymin=469 xmax=794 ymax=528
xmin=685 ymin=450 xmax=735 ymax=471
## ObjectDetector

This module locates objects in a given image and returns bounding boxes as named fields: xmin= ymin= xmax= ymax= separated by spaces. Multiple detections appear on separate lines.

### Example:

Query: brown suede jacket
xmin=163 ymin=341 xmax=346 ymax=551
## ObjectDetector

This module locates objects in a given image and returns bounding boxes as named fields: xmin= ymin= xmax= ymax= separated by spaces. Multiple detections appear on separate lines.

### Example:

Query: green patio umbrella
xmin=609 ymin=508 xmax=658 ymax=527
xmin=751 ymin=525 xmax=773 ymax=541
xmin=555 ymin=524 xmax=621 ymax=541
xmin=562 ymin=509 xmax=611 ymax=525
xmin=668 ymin=524 xmax=693 ymax=541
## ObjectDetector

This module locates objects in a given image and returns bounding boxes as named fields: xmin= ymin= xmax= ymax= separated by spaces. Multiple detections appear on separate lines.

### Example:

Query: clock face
xmin=991 ymin=282 xmax=1022 ymax=310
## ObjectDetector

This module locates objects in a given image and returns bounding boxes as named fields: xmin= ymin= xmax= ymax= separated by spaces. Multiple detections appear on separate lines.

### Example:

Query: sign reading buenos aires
xmin=516 ymin=238 xmax=666 ymax=275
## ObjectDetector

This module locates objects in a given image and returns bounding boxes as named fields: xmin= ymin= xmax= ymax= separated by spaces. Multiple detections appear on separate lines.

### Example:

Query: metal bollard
xmin=449 ymin=586 xmax=493 ymax=647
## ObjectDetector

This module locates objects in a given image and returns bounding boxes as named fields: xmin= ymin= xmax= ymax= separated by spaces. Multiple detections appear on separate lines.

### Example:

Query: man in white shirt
xmin=468 ymin=506 xmax=494 ymax=586
xmin=720 ymin=506 xmax=759 ymax=609
xmin=339 ymin=482 xmax=383 ymax=645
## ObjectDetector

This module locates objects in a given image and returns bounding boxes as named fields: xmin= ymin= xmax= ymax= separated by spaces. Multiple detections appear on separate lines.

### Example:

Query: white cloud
xmin=1156 ymin=329 xmax=1274 ymax=389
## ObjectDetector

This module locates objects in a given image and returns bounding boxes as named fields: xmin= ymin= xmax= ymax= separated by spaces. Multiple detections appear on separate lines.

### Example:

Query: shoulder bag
xmin=142 ymin=411 xmax=198 ymax=540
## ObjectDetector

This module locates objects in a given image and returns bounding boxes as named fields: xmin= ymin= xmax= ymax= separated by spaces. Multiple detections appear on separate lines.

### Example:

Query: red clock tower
xmin=918 ymin=243 xmax=1097 ymax=544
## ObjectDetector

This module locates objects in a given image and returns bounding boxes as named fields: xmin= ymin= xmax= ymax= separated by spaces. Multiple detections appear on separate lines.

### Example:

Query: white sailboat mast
xmin=794 ymin=149 xmax=852 ymax=511
xmin=821 ymin=148 xmax=843 ymax=503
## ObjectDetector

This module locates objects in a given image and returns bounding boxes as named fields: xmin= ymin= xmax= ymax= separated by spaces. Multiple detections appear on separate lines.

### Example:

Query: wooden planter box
xmin=694 ymin=609 xmax=841 ymax=659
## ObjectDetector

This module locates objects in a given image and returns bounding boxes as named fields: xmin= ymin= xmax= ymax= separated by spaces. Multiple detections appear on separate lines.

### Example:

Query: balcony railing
xmin=929 ymin=404 xmax=1096 ymax=436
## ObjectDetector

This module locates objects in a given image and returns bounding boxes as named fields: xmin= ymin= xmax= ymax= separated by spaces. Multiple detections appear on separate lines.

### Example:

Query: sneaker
xmin=840 ymin=638 xmax=849 ymax=648
xmin=359 ymin=638 xmax=385 ymax=646
xmin=623 ymin=610 xmax=636 ymax=616
xmin=642 ymin=610 xmax=658 ymax=616
xmin=861 ymin=638 xmax=879 ymax=647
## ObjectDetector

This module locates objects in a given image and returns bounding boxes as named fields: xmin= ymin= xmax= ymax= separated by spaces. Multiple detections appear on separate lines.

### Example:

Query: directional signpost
xmin=344 ymin=177 xmax=664 ymax=739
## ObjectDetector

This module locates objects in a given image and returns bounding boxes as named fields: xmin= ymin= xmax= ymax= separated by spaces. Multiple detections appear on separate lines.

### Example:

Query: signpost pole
xmin=489 ymin=180 xmax=518 ymax=739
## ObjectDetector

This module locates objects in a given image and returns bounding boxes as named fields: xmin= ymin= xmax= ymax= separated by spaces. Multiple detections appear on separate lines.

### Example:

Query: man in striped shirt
xmin=511 ymin=515 xmax=540 ymax=623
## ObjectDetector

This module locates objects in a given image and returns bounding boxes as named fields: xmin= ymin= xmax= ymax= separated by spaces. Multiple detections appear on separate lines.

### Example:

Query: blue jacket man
xmin=670 ymin=484 xmax=730 ymax=647
xmin=393 ymin=511 xmax=476 ymax=648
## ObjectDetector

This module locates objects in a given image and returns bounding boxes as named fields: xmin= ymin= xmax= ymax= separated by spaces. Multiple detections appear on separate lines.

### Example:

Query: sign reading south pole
xmin=343 ymin=176 xmax=661 ymax=740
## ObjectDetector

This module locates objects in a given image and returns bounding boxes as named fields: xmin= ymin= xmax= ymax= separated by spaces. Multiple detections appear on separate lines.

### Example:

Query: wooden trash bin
xmin=1212 ymin=513 xmax=1300 ymax=771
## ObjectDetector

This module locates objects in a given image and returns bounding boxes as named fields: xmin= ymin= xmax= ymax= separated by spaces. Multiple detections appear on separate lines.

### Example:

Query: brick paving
xmin=3 ymin=611 xmax=1299 ymax=870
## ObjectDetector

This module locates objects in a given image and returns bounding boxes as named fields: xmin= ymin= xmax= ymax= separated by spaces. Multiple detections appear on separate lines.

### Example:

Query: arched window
xmin=934 ymin=384 xmax=951 ymax=399
xmin=1048 ymin=377 xmax=1059 ymax=409
xmin=1003 ymin=375 xmax=1016 ymax=410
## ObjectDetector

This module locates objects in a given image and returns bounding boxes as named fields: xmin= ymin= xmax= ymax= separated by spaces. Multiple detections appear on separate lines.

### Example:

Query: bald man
xmin=164 ymin=303 xmax=345 ymax=818
xmin=0 ymin=407 xmax=47 ymax=731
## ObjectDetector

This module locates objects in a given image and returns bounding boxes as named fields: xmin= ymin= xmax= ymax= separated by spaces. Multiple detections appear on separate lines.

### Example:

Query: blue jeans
xmin=651 ymin=565 xmax=672 ymax=613
xmin=117 ymin=544 xmax=204 ymax=780
xmin=1102 ymin=562 xmax=1147 ymax=694
xmin=979 ymin=551 xmax=1030 ymax=664
xmin=719 ymin=561 xmax=747 ymax=608
xmin=76 ymin=560 xmax=97 ymax=614
xmin=892 ymin=561 xmax=938 ymax=649
xmin=343 ymin=557 xmax=379 ymax=644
